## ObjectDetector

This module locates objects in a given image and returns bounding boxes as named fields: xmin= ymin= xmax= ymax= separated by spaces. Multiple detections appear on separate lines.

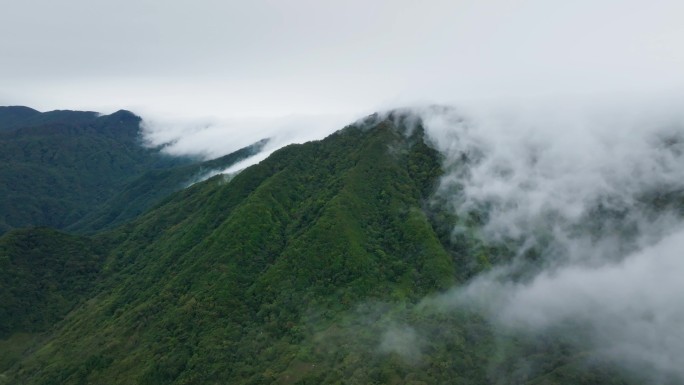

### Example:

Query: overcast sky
xmin=2 ymin=0 xmax=683 ymax=120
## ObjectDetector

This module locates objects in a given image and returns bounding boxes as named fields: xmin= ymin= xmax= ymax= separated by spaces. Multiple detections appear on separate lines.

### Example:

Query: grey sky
xmin=2 ymin=0 xmax=683 ymax=121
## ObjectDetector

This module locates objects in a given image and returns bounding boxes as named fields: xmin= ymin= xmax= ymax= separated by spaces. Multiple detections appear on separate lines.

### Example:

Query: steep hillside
xmin=0 ymin=106 xmax=41 ymax=131
xmin=0 ymin=107 xmax=263 ymax=234
xmin=68 ymin=139 xmax=268 ymax=234
xmin=0 ymin=228 xmax=104 ymax=337
xmin=0 ymin=228 xmax=104 ymax=373
xmin=0 ymin=115 xmax=639 ymax=385
xmin=0 ymin=108 xmax=182 ymax=233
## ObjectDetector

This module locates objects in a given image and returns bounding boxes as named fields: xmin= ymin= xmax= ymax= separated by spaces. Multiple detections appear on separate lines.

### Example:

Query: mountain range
xmin=0 ymin=106 xmax=266 ymax=234
xmin=0 ymin=106 xmax=673 ymax=384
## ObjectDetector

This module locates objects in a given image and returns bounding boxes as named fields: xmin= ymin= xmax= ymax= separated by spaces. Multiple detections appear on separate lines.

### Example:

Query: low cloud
xmin=414 ymin=98 xmax=684 ymax=380
xmin=140 ymin=113 xmax=356 ymax=167
xmin=378 ymin=324 xmax=423 ymax=365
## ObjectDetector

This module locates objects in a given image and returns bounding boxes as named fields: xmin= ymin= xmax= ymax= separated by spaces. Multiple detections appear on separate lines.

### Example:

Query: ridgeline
xmin=0 ymin=111 xmax=641 ymax=384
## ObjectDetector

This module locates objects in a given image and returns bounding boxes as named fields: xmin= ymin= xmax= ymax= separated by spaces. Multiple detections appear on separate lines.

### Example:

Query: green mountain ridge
xmin=0 ymin=228 xmax=105 ymax=337
xmin=68 ymin=138 xmax=269 ymax=234
xmin=0 ymin=106 xmax=41 ymax=131
xmin=0 ymin=113 xmax=643 ymax=384
xmin=0 ymin=107 xmax=265 ymax=234
xmin=0 ymin=106 xmax=104 ymax=133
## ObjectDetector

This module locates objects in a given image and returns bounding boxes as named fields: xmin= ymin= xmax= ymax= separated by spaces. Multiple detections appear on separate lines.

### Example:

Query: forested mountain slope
xmin=0 ymin=107 xmax=263 ymax=234
xmin=0 ymin=106 xmax=96 ymax=132
xmin=0 ymin=114 xmax=642 ymax=385
xmin=68 ymin=138 xmax=268 ymax=234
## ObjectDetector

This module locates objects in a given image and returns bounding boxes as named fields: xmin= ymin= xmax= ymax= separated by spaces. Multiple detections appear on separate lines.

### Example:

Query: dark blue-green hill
xmin=0 ymin=107 xmax=265 ymax=234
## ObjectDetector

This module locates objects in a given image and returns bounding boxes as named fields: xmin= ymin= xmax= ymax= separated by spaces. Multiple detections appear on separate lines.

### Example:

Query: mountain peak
xmin=0 ymin=105 xmax=40 ymax=114
xmin=106 ymin=109 xmax=140 ymax=121
xmin=0 ymin=106 xmax=41 ymax=131
xmin=93 ymin=110 xmax=141 ymax=138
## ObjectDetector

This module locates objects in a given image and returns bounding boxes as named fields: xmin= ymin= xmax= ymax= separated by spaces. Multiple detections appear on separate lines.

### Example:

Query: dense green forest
xmin=0 ymin=107 xmax=264 ymax=234
xmin=0 ymin=111 xmax=650 ymax=384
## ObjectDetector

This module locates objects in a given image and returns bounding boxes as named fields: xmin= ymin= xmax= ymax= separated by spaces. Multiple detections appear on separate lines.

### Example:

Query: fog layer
xmin=417 ymin=100 xmax=684 ymax=379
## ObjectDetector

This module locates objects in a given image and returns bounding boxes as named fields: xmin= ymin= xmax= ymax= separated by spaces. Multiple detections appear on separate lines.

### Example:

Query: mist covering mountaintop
xmin=1 ymin=104 xmax=684 ymax=384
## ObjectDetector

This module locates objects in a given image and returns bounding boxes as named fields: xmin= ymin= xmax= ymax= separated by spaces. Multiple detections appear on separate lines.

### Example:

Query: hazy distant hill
xmin=0 ymin=112 xmax=641 ymax=385
xmin=0 ymin=107 xmax=264 ymax=234
xmin=0 ymin=106 xmax=97 ymax=132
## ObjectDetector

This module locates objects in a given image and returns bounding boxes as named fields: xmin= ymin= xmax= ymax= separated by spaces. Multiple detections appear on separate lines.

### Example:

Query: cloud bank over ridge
xmin=416 ymin=100 xmax=684 ymax=380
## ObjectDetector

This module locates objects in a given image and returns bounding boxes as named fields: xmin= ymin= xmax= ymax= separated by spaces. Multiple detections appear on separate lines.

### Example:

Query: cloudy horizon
xmin=3 ymin=1 xmax=683 ymax=121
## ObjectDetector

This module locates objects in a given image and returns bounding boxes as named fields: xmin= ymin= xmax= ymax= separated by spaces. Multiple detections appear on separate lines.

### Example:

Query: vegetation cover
xmin=0 ymin=111 xmax=652 ymax=384
xmin=0 ymin=107 xmax=263 ymax=234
